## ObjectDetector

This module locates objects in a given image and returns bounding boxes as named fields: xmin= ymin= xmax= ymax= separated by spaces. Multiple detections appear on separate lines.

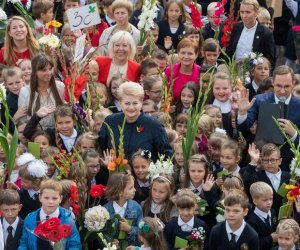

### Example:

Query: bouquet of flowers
xmin=189 ymin=1 xmax=203 ymax=30
xmin=147 ymin=154 xmax=174 ymax=179
xmin=188 ymin=227 xmax=206 ymax=250
xmin=196 ymin=196 xmax=209 ymax=217
xmin=84 ymin=205 xmax=110 ymax=232
xmin=38 ymin=34 xmax=60 ymax=57
xmin=216 ymin=200 xmax=225 ymax=223
xmin=49 ymin=151 xmax=76 ymax=180
xmin=137 ymin=0 xmax=159 ymax=46
xmin=105 ymin=117 xmax=128 ymax=173
xmin=286 ymin=183 xmax=300 ymax=202
xmin=34 ymin=218 xmax=72 ymax=250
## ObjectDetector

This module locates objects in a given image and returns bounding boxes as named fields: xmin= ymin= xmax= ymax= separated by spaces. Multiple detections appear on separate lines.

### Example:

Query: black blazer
xmin=1 ymin=217 xmax=23 ymax=250
xmin=246 ymin=208 xmax=277 ymax=250
xmin=18 ymin=189 xmax=41 ymax=220
xmin=245 ymin=82 xmax=257 ymax=101
xmin=226 ymin=22 xmax=276 ymax=69
xmin=208 ymin=221 xmax=259 ymax=250
xmin=248 ymin=170 xmax=291 ymax=215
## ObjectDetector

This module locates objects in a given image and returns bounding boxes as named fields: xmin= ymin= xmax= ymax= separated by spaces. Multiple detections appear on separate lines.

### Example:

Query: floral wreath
xmin=242 ymin=52 xmax=264 ymax=83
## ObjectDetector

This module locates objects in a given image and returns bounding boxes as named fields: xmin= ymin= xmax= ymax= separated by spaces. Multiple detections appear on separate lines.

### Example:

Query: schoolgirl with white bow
xmin=17 ymin=153 xmax=48 ymax=219
xmin=104 ymin=173 xmax=143 ymax=246
xmin=126 ymin=217 xmax=167 ymax=250
xmin=142 ymin=174 xmax=177 ymax=224
xmin=130 ymin=149 xmax=152 ymax=203
xmin=23 ymin=104 xmax=79 ymax=153
xmin=164 ymin=189 xmax=209 ymax=250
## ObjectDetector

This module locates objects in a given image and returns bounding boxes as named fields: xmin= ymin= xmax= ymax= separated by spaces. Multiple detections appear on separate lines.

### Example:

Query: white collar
xmin=190 ymin=182 xmax=202 ymax=194
xmin=28 ymin=189 xmax=40 ymax=199
xmin=40 ymin=207 xmax=60 ymax=222
xmin=151 ymin=201 xmax=163 ymax=214
xmin=137 ymin=179 xmax=150 ymax=188
xmin=113 ymin=201 xmax=127 ymax=217
xmin=105 ymin=15 xmax=115 ymax=25
xmin=3 ymin=217 xmax=19 ymax=231
xmin=252 ymin=81 xmax=259 ymax=91
xmin=213 ymin=99 xmax=231 ymax=113
xmin=279 ymin=246 xmax=296 ymax=250
xmin=274 ymin=94 xmax=292 ymax=105
xmin=178 ymin=216 xmax=194 ymax=228
xmin=265 ymin=169 xmax=281 ymax=180
xmin=59 ymin=128 xmax=77 ymax=140
xmin=254 ymin=207 xmax=271 ymax=220
xmin=184 ymin=4 xmax=191 ymax=13
xmin=226 ymin=220 xmax=246 ymax=238
xmin=140 ymin=246 xmax=151 ymax=250
xmin=231 ymin=166 xmax=241 ymax=175
xmin=244 ymin=21 xmax=258 ymax=31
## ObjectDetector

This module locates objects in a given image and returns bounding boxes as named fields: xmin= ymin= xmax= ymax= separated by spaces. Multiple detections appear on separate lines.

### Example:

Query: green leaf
xmin=8 ymin=127 xmax=18 ymax=178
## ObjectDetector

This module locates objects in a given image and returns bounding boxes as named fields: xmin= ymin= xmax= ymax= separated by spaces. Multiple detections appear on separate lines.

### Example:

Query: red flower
xmin=293 ymin=25 xmax=300 ymax=32
xmin=59 ymin=224 xmax=72 ymax=238
xmin=46 ymin=229 xmax=63 ymax=242
xmin=43 ymin=217 xmax=60 ymax=230
xmin=63 ymin=74 xmax=88 ymax=102
xmin=34 ymin=223 xmax=48 ymax=238
xmin=136 ymin=126 xmax=144 ymax=133
xmin=70 ymin=185 xmax=78 ymax=203
xmin=21 ymin=0 xmax=28 ymax=5
xmin=72 ymin=203 xmax=80 ymax=216
xmin=89 ymin=184 xmax=106 ymax=198
xmin=189 ymin=3 xmax=203 ymax=29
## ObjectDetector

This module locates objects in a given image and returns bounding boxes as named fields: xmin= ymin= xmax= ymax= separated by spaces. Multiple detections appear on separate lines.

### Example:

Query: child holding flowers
xmin=104 ymin=173 xmax=143 ymax=246
xmin=164 ymin=189 xmax=209 ymax=250
xmin=18 ymin=179 xmax=81 ymax=250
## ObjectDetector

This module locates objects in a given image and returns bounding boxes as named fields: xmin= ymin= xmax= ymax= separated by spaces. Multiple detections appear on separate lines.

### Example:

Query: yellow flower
xmin=287 ymin=191 xmax=296 ymax=201
xmin=286 ymin=185 xmax=296 ymax=190
xmin=46 ymin=20 xmax=62 ymax=28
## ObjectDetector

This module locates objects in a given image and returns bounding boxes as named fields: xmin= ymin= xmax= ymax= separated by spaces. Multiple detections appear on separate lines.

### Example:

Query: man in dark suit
xmin=237 ymin=65 xmax=300 ymax=171
xmin=226 ymin=0 xmax=276 ymax=69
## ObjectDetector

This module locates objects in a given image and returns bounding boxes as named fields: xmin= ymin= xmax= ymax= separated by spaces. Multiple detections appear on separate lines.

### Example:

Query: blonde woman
xmin=99 ymin=81 xmax=173 ymax=162
xmin=0 ymin=16 xmax=39 ymax=66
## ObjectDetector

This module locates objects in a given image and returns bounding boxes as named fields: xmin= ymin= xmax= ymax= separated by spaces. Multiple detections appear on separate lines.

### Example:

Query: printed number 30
xmin=72 ymin=11 xmax=92 ymax=28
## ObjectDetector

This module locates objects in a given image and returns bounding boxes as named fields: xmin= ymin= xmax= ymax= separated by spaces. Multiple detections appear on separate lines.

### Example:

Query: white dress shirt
xmin=137 ymin=179 xmax=150 ymax=188
xmin=0 ymin=219 xmax=4 ymax=250
xmin=226 ymin=220 xmax=246 ymax=242
xmin=252 ymin=81 xmax=259 ymax=92
xmin=113 ymin=201 xmax=127 ymax=218
xmin=213 ymin=99 xmax=232 ymax=114
xmin=254 ymin=207 xmax=271 ymax=224
xmin=178 ymin=216 xmax=194 ymax=232
xmin=189 ymin=182 xmax=203 ymax=196
xmin=40 ymin=207 xmax=60 ymax=222
xmin=59 ymin=129 xmax=77 ymax=152
xmin=284 ymin=0 xmax=298 ymax=17
xmin=28 ymin=189 xmax=40 ymax=200
xmin=265 ymin=170 xmax=282 ymax=192
xmin=3 ymin=217 xmax=19 ymax=242
xmin=279 ymin=246 xmax=296 ymax=250
xmin=236 ymin=22 xmax=258 ymax=61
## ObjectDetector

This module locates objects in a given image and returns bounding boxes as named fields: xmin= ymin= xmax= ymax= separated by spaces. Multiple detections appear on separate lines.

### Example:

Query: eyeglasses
xmin=261 ymin=158 xmax=280 ymax=164
xmin=149 ymin=90 xmax=162 ymax=95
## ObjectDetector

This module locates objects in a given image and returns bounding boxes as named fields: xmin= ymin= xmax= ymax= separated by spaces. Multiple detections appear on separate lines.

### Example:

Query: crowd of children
xmin=0 ymin=0 xmax=300 ymax=249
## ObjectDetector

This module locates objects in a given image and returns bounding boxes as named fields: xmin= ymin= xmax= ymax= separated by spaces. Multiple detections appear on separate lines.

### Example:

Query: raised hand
xmin=164 ymin=36 xmax=173 ymax=50
xmin=277 ymin=118 xmax=297 ymax=137
xmin=202 ymin=174 xmax=215 ymax=191
xmin=36 ymin=105 xmax=56 ymax=118
xmin=236 ymin=88 xmax=256 ymax=115
xmin=248 ymin=143 xmax=260 ymax=164
xmin=100 ymin=149 xmax=113 ymax=167
xmin=13 ymin=106 xmax=28 ymax=120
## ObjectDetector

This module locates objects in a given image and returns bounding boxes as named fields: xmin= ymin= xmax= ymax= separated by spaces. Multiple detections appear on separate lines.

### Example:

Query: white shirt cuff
xmin=237 ymin=113 xmax=247 ymax=125
xmin=291 ymin=131 xmax=298 ymax=142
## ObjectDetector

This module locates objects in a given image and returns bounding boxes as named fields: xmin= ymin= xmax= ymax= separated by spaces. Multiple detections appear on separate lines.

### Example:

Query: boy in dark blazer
xmin=0 ymin=189 xmax=23 ymax=250
xmin=209 ymin=190 xmax=259 ymax=250
xmin=248 ymin=143 xmax=291 ymax=215
xmin=247 ymin=182 xmax=278 ymax=250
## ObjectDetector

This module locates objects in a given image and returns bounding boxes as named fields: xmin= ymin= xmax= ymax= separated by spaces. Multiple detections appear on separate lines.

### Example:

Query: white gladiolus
xmin=147 ymin=156 xmax=174 ymax=179
xmin=216 ymin=214 xmax=225 ymax=223
xmin=0 ymin=8 xmax=7 ymax=21
xmin=103 ymin=245 xmax=118 ymax=250
xmin=84 ymin=205 xmax=110 ymax=232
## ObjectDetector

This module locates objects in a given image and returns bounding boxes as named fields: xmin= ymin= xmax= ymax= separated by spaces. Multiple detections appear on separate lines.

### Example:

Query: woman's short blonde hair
xmin=241 ymin=0 xmax=259 ymax=12
xmin=112 ymin=0 xmax=133 ymax=17
xmin=117 ymin=81 xmax=144 ymax=100
xmin=107 ymin=31 xmax=136 ymax=60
